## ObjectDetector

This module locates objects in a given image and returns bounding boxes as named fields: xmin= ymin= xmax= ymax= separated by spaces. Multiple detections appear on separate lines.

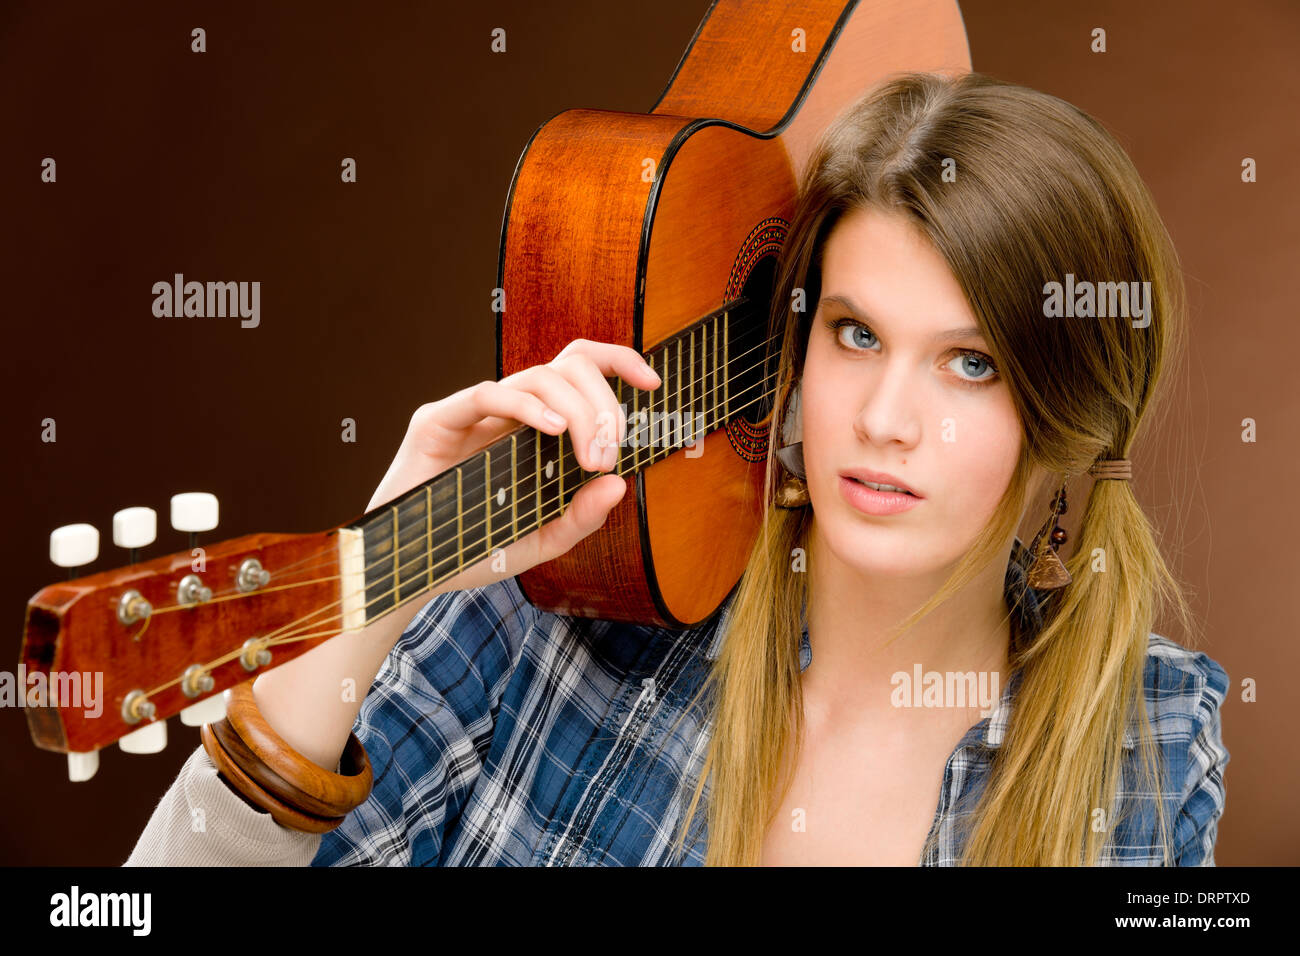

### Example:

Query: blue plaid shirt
xmin=312 ymin=538 xmax=1229 ymax=866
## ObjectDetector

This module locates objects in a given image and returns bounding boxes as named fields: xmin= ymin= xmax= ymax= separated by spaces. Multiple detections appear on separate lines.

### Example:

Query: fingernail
xmin=603 ymin=442 xmax=617 ymax=470
xmin=588 ymin=436 xmax=603 ymax=469
xmin=543 ymin=408 xmax=566 ymax=427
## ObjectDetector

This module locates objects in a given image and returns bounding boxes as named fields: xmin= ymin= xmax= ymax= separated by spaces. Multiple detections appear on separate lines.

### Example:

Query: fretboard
xmin=346 ymin=297 xmax=777 ymax=622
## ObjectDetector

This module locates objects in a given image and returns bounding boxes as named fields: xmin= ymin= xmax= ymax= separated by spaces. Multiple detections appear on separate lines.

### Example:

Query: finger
xmin=502 ymin=365 xmax=606 ymax=472
xmin=431 ymin=380 xmax=569 ymax=437
xmin=558 ymin=339 xmax=662 ymax=392
xmin=553 ymin=355 xmax=627 ymax=465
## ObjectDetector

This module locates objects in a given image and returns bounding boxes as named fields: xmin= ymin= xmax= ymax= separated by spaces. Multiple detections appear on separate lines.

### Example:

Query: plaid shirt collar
xmin=705 ymin=537 xmax=1137 ymax=751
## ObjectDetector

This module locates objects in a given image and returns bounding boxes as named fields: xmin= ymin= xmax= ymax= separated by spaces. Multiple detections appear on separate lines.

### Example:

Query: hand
xmin=366 ymin=338 xmax=662 ymax=593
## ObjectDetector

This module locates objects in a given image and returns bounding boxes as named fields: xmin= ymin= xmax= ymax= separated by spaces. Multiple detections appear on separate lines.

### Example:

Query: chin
xmin=815 ymin=512 xmax=936 ymax=577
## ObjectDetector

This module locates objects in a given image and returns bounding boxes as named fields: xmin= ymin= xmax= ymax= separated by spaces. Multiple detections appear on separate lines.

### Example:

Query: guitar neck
xmin=341 ymin=297 xmax=778 ymax=623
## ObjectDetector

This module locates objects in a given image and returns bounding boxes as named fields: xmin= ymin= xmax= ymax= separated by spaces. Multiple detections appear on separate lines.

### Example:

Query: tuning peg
xmin=50 ymin=523 xmax=99 ymax=576
xmin=112 ymin=506 xmax=157 ymax=563
xmin=171 ymin=493 xmax=218 ymax=532
xmin=67 ymin=751 xmax=99 ymax=782
xmin=179 ymin=693 xmax=228 ymax=727
xmin=119 ymin=719 xmax=167 ymax=754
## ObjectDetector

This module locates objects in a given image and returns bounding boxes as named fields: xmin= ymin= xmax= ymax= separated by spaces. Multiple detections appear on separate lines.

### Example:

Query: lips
xmin=839 ymin=468 xmax=922 ymax=498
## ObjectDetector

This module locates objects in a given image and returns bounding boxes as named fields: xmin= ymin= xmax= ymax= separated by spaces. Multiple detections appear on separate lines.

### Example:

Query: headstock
xmin=21 ymin=493 xmax=349 ymax=781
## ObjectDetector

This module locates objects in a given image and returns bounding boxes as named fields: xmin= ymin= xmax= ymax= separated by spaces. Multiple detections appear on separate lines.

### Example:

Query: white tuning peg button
xmin=179 ymin=694 xmax=227 ymax=727
xmin=119 ymin=719 xmax=167 ymax=754
xmin=50 ymin=523 xmax=99 ymax=569
xmin=67 ymin=751 xmax=100 ymax=782
xmin=171 ymin=493 xmax=219 ymax=534
xmin=113 ymin=506 xmax=157 ymax=550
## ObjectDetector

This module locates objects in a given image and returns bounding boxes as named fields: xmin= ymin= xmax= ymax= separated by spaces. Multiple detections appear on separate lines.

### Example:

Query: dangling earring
xmin=1025 ymin=474 xmax=1072 ymax=589
xmin=775 ymin=445 xmax=809 ymax=508
xmin=774 ymin=378 xmax=810 ymax=509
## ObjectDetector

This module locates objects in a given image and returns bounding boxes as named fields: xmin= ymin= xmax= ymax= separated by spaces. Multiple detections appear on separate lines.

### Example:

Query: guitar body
xmin=499 ymin=0 xmax=970 ymax=627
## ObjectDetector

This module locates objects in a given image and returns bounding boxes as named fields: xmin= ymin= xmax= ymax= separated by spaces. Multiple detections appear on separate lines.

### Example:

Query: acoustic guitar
xmin=18 ymin=0 xmax=970 ymax=779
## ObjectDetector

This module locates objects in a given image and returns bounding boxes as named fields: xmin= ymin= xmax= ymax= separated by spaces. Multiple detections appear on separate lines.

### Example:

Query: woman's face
xmin=799 ymin=204 xmax=1028 ymax=578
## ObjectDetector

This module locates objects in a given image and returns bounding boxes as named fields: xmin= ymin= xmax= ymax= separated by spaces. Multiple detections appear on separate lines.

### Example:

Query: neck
xmin=801 ymin=519 xmax=1013 ymax=720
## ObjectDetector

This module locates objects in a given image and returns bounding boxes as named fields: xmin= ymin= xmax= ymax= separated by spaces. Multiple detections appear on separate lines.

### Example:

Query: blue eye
xmin=825 ymin=316 xmax=999 ymax=389
xmin=948 ymin=351 xmax=998 ymax=383
xmin=836 ymin=321 xmax=876 ymax=351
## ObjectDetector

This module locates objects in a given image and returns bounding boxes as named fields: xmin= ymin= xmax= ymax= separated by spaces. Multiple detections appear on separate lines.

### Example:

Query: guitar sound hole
xmin=733 ymin=253 xmax=780 ymax=427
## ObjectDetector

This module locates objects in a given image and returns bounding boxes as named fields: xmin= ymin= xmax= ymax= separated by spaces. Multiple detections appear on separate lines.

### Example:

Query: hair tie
xmin=1087 ymin=458 xmax=1132 ymax=481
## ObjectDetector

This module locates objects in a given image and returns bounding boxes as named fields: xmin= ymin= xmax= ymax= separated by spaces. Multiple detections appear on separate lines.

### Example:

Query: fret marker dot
xmin=496 ymin=487 xmax=506 ymax=506
xmin=545 ymin=460 xmax=554 ymax=479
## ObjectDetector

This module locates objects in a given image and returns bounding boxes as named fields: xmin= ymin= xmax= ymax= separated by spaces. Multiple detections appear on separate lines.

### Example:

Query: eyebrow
xmin=818 ymin=294 xmax=986 ymax=345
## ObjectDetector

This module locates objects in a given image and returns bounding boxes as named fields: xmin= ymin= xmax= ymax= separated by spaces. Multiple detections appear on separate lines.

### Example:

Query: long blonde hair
xmin=669 ymin=71 xmax=1196 ymax=866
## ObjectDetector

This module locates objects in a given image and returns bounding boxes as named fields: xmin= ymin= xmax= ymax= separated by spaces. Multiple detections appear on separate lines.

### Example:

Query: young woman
xmin=127 ymin=71 xmax=1228 ymax=867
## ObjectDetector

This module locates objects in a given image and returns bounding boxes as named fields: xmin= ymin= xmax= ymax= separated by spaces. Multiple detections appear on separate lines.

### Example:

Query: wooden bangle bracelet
xmin=209 ymin=713 xmax=350 ymax=820
xmin=224 ymin=679 xmax=374 ymax=816
xmin=201 ymin=722 xmax=346 ymax=834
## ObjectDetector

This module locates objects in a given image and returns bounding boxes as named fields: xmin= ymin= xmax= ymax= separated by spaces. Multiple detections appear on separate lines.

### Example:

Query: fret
xmin=615 ymin=377 xmax=626 ymax=474
xmin=360 ymin=513 xmax=395 ymax=618
xmin=391 ymin=507 xmax=400 ymax=606
xmin=425 ymin=485 xmax=433 ymax=590
xmin=707 ymin=323 xmax=717 ymax=434
xmin=604 ymin=373 xmax=623 ymax=474
xmin=511 ymin=432 xmax=519 ymax=540
xmin=689 ymin=326 xmax=696 ymax=447
xmin=558 ymin=430 xmax=566 ymax=514
xmin=426 ymin=466 xmax=462 ymax=586
xmin=536 ymin=424 xmax=561 ymax=522
xmin=394 ymin=492 xmax=429 ymax=601
xmin=455 ymin=448 xmax=491 ymax=573
xmin=534 ymin=428 xmax=542 ymax=527
xmin=708 ymin=317 xmax=718 ymax=433
xmin=359 ymin=492 xmax=430 ymax=620
xmin=483 ymin=446 xmax=492 ymax=553
xmin=630 ymin=375 xmax=639 ymax=472
xmin=661 ymin=346 xmax=673 ymax=458
xmin=485 ymin=438 xmax=516 ymax=557
xmin=455 ymin=465 xmax=464 ymax=575
xmin=648 ymin=349 xmax=661 ymax=464
xmin=674 ymin=338 xmax=682 ymax=450
xmin=662 ymin=347 xmax=672 ymax=459
xmin=561 ymin=423 xmax=587 ymax=512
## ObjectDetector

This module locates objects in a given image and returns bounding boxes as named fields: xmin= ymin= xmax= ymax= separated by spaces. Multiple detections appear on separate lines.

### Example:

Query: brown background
xmin=1 ymin=0 xmax=1295 ymax=866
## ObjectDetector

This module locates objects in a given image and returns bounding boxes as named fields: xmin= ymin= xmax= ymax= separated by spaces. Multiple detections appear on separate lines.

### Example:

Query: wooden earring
xmin=1025 ymin=475 xmax=1072 ymax=590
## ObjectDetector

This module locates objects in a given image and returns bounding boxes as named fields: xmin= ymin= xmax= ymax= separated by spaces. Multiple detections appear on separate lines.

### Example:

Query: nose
xmin=852 ymin=361 xmax=922 ymax=449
